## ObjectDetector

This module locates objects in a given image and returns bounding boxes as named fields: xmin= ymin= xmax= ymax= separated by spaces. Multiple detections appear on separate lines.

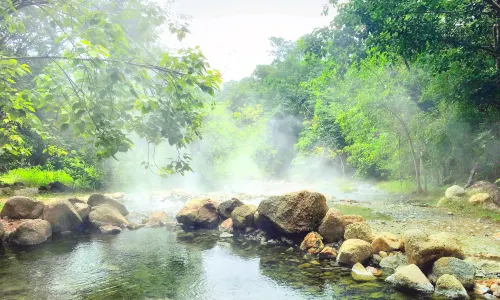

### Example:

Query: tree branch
xmin=485 ymin=0 xmax=500 ymax=15
xmin=0 ymin=56 xmax=186 ymax=76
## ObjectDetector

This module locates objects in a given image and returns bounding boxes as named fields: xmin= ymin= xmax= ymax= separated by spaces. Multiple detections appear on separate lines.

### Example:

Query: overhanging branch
xmin=0 ymin=56 xmax=186 ymax=77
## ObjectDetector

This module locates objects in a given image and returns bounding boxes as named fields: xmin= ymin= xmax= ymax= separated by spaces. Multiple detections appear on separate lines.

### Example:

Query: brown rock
xmin=318 ymin=208 xmax=345 ymax=242
xmin=319 ymin=246 xmax=337 ymax=259
xmin=344 ymin=222 xmax=373 ymax=242
xmin=300 ymin=232 xmax=324 ymax=254
xmin=151 ymin=211 xmax=168 ymax=225
xmin=42 ymin=199 xmax=82 ymax=233
xmin=256 ymin=190 xmax=328 ymax=236
xmin=403 ymin=230 xmax=464 ymax=269
xmin=0 ymin=196 xmax=44 ymax=219
xmin=9 ymin=219 xmax=52 ymax=246
xmin=372 ymin=232 xmax=401 ymax=253
xmin=219 ymin=218 xmax=233 ymax=233
xmin=337 ymin=239 xmax=374 ymax=265
xmin=176 ymin=198 xmax=220 ymax=229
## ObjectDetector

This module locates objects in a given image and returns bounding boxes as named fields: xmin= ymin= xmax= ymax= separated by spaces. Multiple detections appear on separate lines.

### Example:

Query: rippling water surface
xmin=0 ymin=227 xmax=424 ymax=300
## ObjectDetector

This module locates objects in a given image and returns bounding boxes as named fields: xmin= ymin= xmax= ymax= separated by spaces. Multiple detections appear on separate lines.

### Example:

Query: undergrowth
xmin=0 ymin=167 xmax=74 ymax=187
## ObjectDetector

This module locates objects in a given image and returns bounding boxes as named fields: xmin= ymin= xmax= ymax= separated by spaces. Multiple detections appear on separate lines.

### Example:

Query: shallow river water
xmin=0 ymin=185 xmax=488 ymax=300
xmin=0 ymin=228 xmax=418 ymax=300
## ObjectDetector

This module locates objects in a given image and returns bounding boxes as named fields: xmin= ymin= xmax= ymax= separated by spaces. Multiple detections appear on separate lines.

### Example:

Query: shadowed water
xmin=0 ymin=228 xmax=443 ymax=300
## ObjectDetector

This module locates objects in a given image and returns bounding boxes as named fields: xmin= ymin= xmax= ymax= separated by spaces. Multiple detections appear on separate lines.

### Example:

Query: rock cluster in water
xmin=175 ymin=189 xmax=494 ymax=299
xmin=0 ymin=193 xmax=140 ymax=246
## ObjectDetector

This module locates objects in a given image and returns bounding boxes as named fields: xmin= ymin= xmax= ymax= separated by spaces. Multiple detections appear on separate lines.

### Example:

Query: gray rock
xmin=386 ymin=264 xmax=434 ymax=294
xmin=429 ymin=257 xmax=475 ymax=289
xmin=9 ymin=219 xmax=52 ymax=246
xmin=231 ymin=204 xmax=257 ymax=229
xmin=435 ymin=274 xmax=469 ymax=299
xmin=42 ymin=199 xmax=82 ymax=233
xmin=380 ymin=253 xmax=408 ymax=270
xmin=89 ymin=204 xmax=129 ymax=228
xmin=217 ymin=198 xmax=244 ymax=219
xmin=0 ymin=196 xmax=44 ymax=219
xmin=72 ymin=202 xmax=91 ymax=219
xmin=445 ymin=185 xmax=465 ymax=199
xmin=99 ymin=225 xmax=121 ymax=235
xmin=219 ymin=232 xmax=233 ymax=238
xmin=87 ymin=194 xmax=129 ymax=216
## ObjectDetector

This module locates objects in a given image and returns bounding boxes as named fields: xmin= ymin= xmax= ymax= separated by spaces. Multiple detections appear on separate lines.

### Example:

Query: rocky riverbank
xmin=174 ymin=189 xmax=500 ymax=299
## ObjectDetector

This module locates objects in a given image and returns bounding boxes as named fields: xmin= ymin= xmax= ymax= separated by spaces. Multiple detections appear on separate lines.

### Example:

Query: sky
xmin=163 ymin=0 xmax=331 ymax=82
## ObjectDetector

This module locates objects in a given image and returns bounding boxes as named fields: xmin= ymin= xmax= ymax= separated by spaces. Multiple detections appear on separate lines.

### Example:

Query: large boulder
xmin=72 ymin=202 xmax=91 ymax=219
xmin=467 ymin=181 xmax=500 ymax=206
xmin=337 ymin=239 xmax=374 ymax=265
xmin=0 ymin=196 xmax=44 ymax=219
xmin=217 ymin=198 xmax=244 ymax=219
xmin=299 ymin=231 xmax=324 ymax=254
xmin=231 ymin=204 xmax=257 ymax=229
xmin=89 ymin=204 xmax=129 ymax=228
xmin=9 ymin=219 xmax=52 ymax=246
xmin=428 ymin=257 xmax=476 ymax=289
xmin=42 ymin=199 xmax=82 ymax=233
xmin=403 ymin=230 xmax=464 ymax=269
xmin=445 ymin=185 xmax=465 ymax=199
xmin=256 ymin=190 xmax=328 ymax=236
xmin=435 ymin=274 xmax=469 ymax=299
xmin=372 ymin=232 xmax=401 ymax=253
xmin=87 ymin=194 xmax=129 ymax=216
xmin=386 ymin=264 xmax=434 ymax=295
xmin=344 ymin=222 xmax=373 ymax=243
xmin=318 ymin=208 xmax=345 ymax=242
xmin=176 ymin=198 xmax=220 ymax=229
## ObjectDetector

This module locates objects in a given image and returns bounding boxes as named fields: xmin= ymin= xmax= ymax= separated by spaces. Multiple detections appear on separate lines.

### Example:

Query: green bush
xmin=0 ymin=167 xmax=74 ymax=187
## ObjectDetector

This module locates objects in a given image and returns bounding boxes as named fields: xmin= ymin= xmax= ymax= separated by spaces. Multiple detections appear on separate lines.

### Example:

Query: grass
xmin=0 ymin=167 xmax=74 ymax=188
xmin=376 ymin=180 xmax=447 ymax=195
xmin=331 ymin=204 xmax=392 ymax=221
xmin=437 ymin=196 xmax=500 ymax=222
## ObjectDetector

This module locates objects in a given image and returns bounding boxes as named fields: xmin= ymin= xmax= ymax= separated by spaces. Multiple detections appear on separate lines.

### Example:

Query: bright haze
xmin=166 ymin=0 xmax=330 ymax=81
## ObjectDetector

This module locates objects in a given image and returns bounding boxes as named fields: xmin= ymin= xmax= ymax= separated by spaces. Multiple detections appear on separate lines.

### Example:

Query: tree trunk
xmin=464 ymin=162 xmax=479 ymax=189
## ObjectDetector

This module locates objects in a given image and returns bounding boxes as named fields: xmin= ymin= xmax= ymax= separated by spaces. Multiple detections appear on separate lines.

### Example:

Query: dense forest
xmin=3 ymin=0 xmax=500 ymax=193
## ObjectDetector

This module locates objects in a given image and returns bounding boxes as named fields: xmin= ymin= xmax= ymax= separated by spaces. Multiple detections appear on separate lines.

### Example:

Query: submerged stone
xmin=351 ymin=262 xmax=376 ymax=281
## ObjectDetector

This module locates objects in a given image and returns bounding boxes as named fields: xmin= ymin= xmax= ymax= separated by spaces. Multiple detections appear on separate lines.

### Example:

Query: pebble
xmin=447 ymin=212 xmax=453 ymax=215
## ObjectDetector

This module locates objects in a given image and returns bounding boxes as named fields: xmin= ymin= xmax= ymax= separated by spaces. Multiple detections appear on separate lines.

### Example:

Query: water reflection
xmin=0 ymin=228 xmax=458 ymax=300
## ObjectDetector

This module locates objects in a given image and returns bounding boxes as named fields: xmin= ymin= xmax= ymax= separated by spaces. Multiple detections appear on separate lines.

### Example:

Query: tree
xmin=1 ymin=0 xmax=221 ymax=175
